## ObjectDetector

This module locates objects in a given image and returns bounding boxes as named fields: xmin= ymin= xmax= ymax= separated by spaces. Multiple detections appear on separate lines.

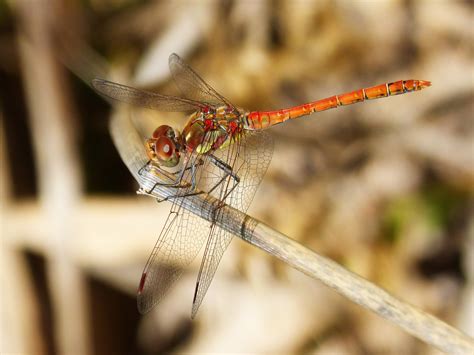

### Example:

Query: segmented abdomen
xmin=246 ymin=79 xmax=431 ymax=130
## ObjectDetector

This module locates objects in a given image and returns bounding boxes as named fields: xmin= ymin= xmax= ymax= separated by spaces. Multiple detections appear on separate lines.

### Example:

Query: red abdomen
xmin=246 ymin=80 xmax=431 ymax=130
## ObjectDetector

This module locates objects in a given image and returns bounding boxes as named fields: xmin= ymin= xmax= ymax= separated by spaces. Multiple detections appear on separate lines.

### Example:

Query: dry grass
xmin=1 ymin=0 xmax=473 ymax=354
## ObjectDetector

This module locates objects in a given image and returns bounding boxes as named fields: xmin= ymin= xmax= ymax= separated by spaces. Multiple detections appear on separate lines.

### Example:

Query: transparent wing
xmin=137 ymin=130 xmax=273 ymax=316
xmin=168 ymin=53 xmax=236 ymax=109
xmin=191 ymin=224 xmax=233 ymax=318
xmin=216 ymin=130 xmax=275 ymax=213
xmin=92 ymin=78 xmax=205 ymax=112
xmin=190 ymin=130 xmax=274 ymax=317
xmin=137 ymin=205 xmax=211 ymax=313
xmin=137 ymin=150 xmax=211 ymax=313
xmin=197 ymin=130 xmax=274 ymax=213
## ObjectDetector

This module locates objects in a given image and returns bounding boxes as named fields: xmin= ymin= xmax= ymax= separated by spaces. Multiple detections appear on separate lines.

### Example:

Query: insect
xmin=92 ymin=53 xmax=430 ymax=317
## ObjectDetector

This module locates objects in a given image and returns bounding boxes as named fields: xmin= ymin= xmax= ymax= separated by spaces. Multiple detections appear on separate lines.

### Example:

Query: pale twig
xmin=14 ymin=1 xmax=90 ymax=354
xmin=1 ymin=111 xmax=47 ymax=355
xmin=109 ymin=107 xmax=474 ymax=354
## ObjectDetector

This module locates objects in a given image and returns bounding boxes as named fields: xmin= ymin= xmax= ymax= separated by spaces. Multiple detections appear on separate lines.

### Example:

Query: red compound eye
xmin=154 ymin=136 xmax=179 ymax=167
xmin=152 ymin=125 xmax=174 ymax=139
xmin=155 ymin=136 xmax=174 ymax=158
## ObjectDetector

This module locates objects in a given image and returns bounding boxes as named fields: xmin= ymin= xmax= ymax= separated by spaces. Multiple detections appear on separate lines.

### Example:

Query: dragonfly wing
xmin=191 ymin=225 xmax=233 ymax=318
xmin=92 ymin=78 xmax=205 ymax=112
xmin=220 ymin=130 xmax=274 ymax=212
xmin=190 ymin=130 xmax=274 ymax=316
xmin=137 ymin=202 xmax=211 ymax=313
xmin=196 ymin=130 xmax=274 ymax=212
xmin=137 ymin=149 xmax=212 ymax=314
xmin=168 ymin=53 xmax=236 ymax=109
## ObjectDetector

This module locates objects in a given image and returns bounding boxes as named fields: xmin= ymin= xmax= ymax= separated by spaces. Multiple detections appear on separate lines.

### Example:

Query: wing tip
xmin=137 ymin=300 xmax=149 ymax=315
xmin=91 ymin=77 xmax=108 ymax=92
xmin=169 ymin=52 xmax=180 ymax=64
xmin=137 ymin=294 xmax=153 ymax=315
xmin=91 ymin=77 xmax=102 ymax=86
xmin=137 ymin=272 xmax=152 ymax=314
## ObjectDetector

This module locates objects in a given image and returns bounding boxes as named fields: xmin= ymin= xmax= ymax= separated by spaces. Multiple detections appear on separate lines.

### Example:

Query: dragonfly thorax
xmin=182 ymin=107 xmax=243 ymax=154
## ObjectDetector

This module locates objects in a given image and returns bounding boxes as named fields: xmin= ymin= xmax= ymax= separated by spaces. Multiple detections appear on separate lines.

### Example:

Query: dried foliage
xmin=1 ymin=1 xmax=473 ymax=354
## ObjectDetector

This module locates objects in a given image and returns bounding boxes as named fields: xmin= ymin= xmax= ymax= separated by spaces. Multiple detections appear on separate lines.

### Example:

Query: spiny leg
xmin=158 ymin=153 xmax=241 ymax=203
xmin=208 ymin=150 xmax=242 ymax=220
xmin=138 ymin=156 xmax=204 ymax=197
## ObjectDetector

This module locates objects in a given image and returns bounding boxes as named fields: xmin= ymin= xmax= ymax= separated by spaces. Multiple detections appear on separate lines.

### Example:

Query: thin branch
xmin=1 ymin=111 xmax=47 ymax=355
xmin=110 ymin=107 xmax=474 ymax=355
xmin=14 ymin=1 xmax=90 ymax=354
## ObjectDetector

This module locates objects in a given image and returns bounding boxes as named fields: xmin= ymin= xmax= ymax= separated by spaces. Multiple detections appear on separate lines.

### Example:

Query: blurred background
xmin=1 ymin=0 xmax=473 ymax=354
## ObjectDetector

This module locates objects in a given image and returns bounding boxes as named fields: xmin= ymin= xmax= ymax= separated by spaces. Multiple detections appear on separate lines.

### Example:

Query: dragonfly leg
xmin=205 ymin=154 xmax=242 ymax=222
xmin=140 ymin=176 xmax=191 ymax=196
xmin=209 ymin=175 xmax=240 ymax=221
xmin=137 ymin=158 xmax=204 ymax=198
xmin=153 ymin=160 xmax=206 ymax=202
xmin=155 ymin=190 xmax=205 ymax=203
xmin=161 ymin=154 xmax=241 ymax=204
xmin=138 ymin=160 xmax=187 ymax=191
xmin=208 ymin=155 xmax=240 ymax=183
xmin=181 ymin=158 xmax=204 ymax=190
xmin=138 ymin=160 xmax=152 ymax=177
xmin=206 ymin=155 xmax=240 ymax=196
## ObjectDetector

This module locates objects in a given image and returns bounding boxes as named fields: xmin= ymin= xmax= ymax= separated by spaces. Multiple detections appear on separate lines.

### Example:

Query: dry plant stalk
xmin=109 ymin=107 xmax=474 ymax=355
xmin=14 ymin=0 xmax=91 ymax=354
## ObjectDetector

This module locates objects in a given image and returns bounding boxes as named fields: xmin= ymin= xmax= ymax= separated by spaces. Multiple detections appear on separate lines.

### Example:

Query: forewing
xmin=190 ymin=130 xmax=274 ymax=317
xmin=92 ymin=78 xmax=204 ymax=112
xmin=168 ymin=53 xmax=235 ymax=109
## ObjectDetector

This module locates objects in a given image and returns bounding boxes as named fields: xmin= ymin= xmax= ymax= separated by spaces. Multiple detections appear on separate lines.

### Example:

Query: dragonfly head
xmin=146 ymin=125 xmax=181 ymax=167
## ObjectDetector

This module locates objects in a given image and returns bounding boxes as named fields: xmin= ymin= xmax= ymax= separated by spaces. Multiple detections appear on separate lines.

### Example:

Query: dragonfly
xmin=92 ymin=53 xmax=430 ymax=317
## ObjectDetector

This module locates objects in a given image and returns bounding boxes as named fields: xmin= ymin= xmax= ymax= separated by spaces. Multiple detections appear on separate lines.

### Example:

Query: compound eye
xmin=154 ymin=136 xmax=179 ymax=167
xmin=152 ymin=125 xmax=175 ymax=139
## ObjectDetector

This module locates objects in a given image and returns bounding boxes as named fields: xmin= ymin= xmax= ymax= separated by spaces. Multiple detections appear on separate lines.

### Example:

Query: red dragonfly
xmin=92 ymin=53 xmax=430 ymax=317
